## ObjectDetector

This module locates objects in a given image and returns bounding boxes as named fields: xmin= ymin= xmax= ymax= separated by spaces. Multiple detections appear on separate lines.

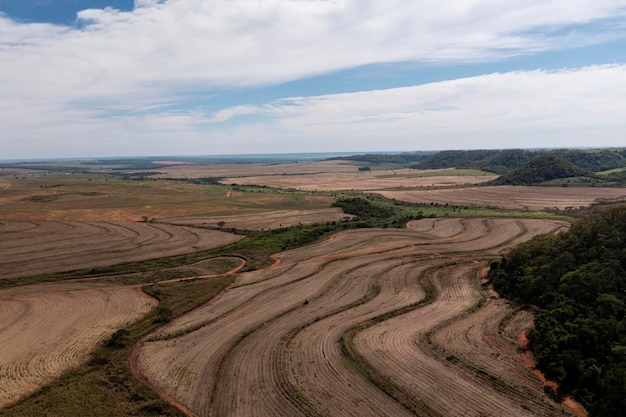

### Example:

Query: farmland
xmin=1 ymin=155 xmax=624 ymax=416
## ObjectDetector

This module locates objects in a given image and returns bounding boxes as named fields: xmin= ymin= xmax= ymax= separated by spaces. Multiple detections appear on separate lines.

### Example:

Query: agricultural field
xmin=0 ymin=282 xmax=155 ymax=407
xmin=222 ymin=167 xmax=497 ymax=191
xmin=136 ymin=218 xmax=581 ymax=417
xmin=377 ymin=185 xmax=626 ymax=211
xmin=3 ymin=155 xmax=624 ymax=416
xmin=0 ymin=221 xmax=242 ymax=280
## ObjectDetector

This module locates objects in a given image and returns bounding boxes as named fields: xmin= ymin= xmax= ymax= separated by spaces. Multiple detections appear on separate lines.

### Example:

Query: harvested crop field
xmin=136 ymin=217 xmax=581 ymax=417
xmin=0 ymin=282 xmax=155 ymax=407
xmin=0 ymin=221 xmax=242 ymax=280
xmin=153 ymin=160 xmax=361 ymax=178
xmin=162 ymin=207 xmax=352 ymax=231
xmin=378 ymin=185 xmax=626 ymax=210
xmin=223 ymin=168 xmax=495 ymax=191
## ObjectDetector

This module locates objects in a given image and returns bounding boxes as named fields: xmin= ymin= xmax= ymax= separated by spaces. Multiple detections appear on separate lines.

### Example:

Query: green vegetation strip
xmin=0 ymin=277 xmax=233 ymax=417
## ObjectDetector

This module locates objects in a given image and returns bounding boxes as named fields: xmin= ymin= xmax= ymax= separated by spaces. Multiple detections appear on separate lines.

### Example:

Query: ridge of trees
xmin=411 ymin=148 xmax=626 ymax=175
xmin=489 ymin=205 xmax=626 ymax=416
xmin=327 ymin=152 xmax=435 ymax=165
xmin=490 ymin=154 xmax=595 ymax=185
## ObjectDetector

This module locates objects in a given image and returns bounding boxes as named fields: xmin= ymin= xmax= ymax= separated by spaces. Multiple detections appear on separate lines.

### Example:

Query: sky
xmin=1 ymin=1 xmax=626 ymax=159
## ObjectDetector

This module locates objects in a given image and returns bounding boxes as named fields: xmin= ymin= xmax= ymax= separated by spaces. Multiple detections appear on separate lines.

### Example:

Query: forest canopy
xmin=489 ymin=205 xmax=626 ymax=416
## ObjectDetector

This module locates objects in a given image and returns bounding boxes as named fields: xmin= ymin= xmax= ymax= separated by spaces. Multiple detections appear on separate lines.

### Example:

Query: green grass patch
xmin=597 ymin=167 xmax=626 ymax=175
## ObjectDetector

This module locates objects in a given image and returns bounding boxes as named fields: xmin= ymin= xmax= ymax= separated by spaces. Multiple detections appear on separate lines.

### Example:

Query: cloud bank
xmin=1 ymin=0 xmax=625 ymax=157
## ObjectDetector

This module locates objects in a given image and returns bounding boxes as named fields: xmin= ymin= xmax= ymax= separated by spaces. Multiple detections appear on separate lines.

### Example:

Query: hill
xmin=411 ymin=148 xmax=626 ymax=175
xmin=491 ymin=154 xmax=595 ymax=185
xmin=328 ymin=151 xmax=434 ymax=165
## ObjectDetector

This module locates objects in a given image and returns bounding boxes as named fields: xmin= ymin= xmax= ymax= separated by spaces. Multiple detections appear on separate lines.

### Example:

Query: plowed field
xmin=0 ymin=221 xmax=242 ymax=280
xmin=0 ymin=282 xmax=155 ymax=406
xmin=136 ymin=217 xmax=582 ymax=417
xmin=223 ymin=169 xmax=495 ymax=191
xmin=377 ymin=185 xmax=626 ymax=210
xmin=161 ymin=208 xmax=352 ymax=231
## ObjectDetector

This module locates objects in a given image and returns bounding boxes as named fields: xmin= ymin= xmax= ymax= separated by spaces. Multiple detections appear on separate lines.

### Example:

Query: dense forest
xmin=411 ymin=148 xmax=626 ymax=175
xmin=490 ymin=154 xmax=595 ymax=185
xmin=328 ymin=151 xmax=434 ymax=165
xmin=489 ymin=205 xmax=626 ymax=416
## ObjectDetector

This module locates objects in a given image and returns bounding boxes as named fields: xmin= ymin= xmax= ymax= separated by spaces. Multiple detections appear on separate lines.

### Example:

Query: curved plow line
xmin=209 ymin=254 xmax=416 ymax=417
xmin=278 ymin=229 xmax=430 ymax=266
xmin=419 ymin=265 xmax=560 ymax=411
xmin=338 ymin=262 xmax=449 ymax=417
xmin=274 ymin=256 xmax=430 ymax=417
xmin=148 ymin=260 xmax=330 ymax=341
xmin=273 ymin=255 xmax=413 ymax=416
xmin=414 ymin=218 xmax=520 ymax=252
xmin=235 ymin=262 xmax=301 ymax=287
xmin=406 ymin=217 xmax=469 ymax=237
xmin=209 ymin=258 xmax=390 ymax=415
xmin=0 ymin=222 xmax=110 ymax=251
xmin=151 ymin=246 xmax=412 ymax=341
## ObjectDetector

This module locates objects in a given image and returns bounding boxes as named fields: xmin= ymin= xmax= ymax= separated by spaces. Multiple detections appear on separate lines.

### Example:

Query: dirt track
xmin=136 ymin=217 xmax=582 ymax=417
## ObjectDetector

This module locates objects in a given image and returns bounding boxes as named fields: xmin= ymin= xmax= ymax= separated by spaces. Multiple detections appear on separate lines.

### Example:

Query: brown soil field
xmin=136 ymin=217 xmax=581 ymax=417
xmin=153 ymin=160 xmax=361 ymax=178
xmin=0 ymin=282 xmax=156 ymax=407
xmin=161 ymin=207 xmax=352 ymax=231
xmin=378 ymin=185 xmax=626 ymax=210
xmin=0 ymin=175 xmax=338 ymax=223
xmin=0 ymin=221 xmax=242 ymax=280
xmin=222 ymin=168 xmax=496 ymax=191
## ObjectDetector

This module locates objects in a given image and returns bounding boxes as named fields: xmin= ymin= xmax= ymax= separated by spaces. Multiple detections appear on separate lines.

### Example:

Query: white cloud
xmin=2 ymin=1 xmax=626 ymax=96
xmin=2 ymin=64 xmax=625 ymax=157
xmin=1 ymin=1 xmax=626 ymax=157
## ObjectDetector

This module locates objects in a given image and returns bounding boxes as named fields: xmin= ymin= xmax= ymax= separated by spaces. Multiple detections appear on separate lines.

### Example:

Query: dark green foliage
xmin=414 ymin=149 xmax=509 ymax=172
xmin=491 ymin=154 xmax=595 ymax=185
xmin=105 ymin=329 xmax=130 ymax=349
xmin=329 ymin=152 xmax=434 ymax=165
xmin=490 ymin=205 xmax=626 ymax=416
xmin=554 ymin=149 xmax=626 ymax=172
xmin=332 ymin=196 xmax=395 ymax=219
xmin=413 ymin=148 xmax=626 ymax=176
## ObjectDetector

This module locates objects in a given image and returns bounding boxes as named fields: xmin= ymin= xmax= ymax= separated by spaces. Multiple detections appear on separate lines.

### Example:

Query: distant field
xmin=375 ymin=168 xmax=494 ymax=178
xmin=223 ymin=168 xmax=496 ymax=191
xmin=162 ymin=207 xmax=352 ymax=231
xmin=0 ymin=174 xmax=337 ymax=223
xmin=0 ymin=221 xmax=242 ymax=280
xmin=377 ymin=185 xmax=626 ymax=211
xmin=153 ymin=159 xmax=361 ymax=178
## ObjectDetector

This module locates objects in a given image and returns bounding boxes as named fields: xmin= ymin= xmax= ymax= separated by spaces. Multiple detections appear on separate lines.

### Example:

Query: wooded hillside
xmin=411 ymin=148 xmax=626 ymax=175
xmin=489 ymin=205 xmax=626 ymax=416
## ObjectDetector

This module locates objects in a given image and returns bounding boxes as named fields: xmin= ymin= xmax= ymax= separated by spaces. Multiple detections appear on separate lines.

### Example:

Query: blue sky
xmin=1 ymin=1 xmax=626 ymax=158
